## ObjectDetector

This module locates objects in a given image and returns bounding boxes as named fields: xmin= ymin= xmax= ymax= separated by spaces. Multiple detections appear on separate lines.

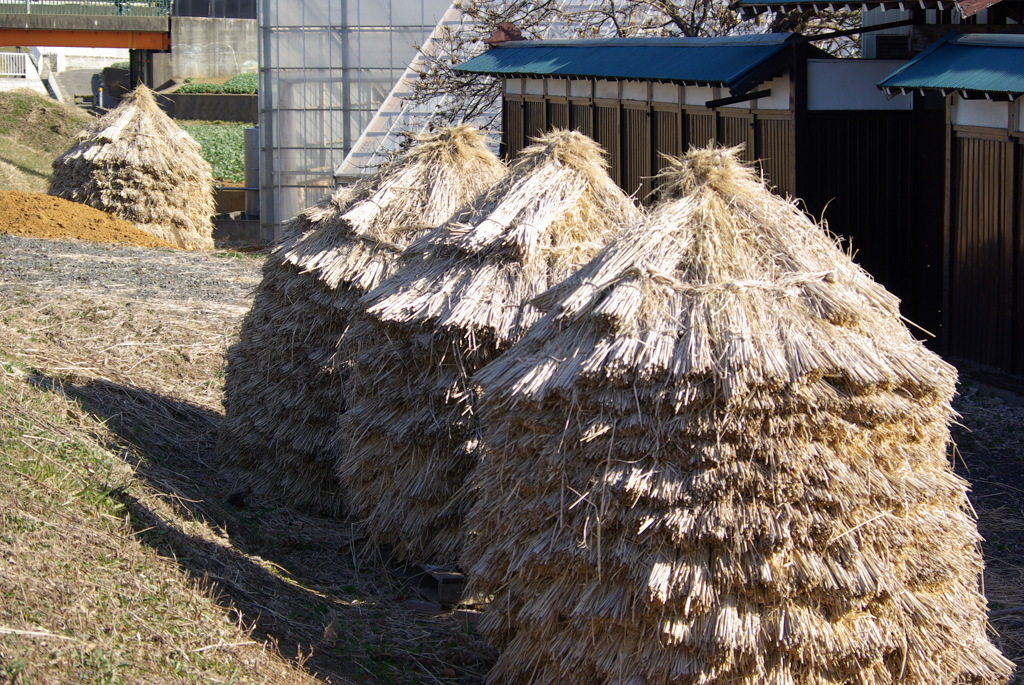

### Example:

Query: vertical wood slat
xmin=594 ymin=103 xmax=621 ymax=185
xmin=949 ymin=132 xmax=1014 ymax=369
xmin=547 ymin=100 xmax=569 ymax=130
xmin=795 ymin=111 xmax=944 ymax=339
xmin=570 ymin=101 xmax=593 ymax=138
xmin=756 ymin=116 xmax=793 ymax=196
xmin=652 ymin=107 xmax=683 ymax=203
xmin=1015 ymin=139 xmax=1024 ymax=373
xmin=524 ymin=98 xmax=546 ymax=144
xmin=622 ymin=105 xmax=652 ymax=202
xmin=502 ymin=97 xmax=524 ymax=162
xmin=686 ymin=108 xmax=715 ymax=150
xmin=718 ymin=111 xmax=755 ymax=164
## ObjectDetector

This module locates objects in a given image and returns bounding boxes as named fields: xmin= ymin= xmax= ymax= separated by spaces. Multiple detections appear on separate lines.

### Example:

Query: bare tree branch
xmin=406 ymin=0 xmax=861 ymax=129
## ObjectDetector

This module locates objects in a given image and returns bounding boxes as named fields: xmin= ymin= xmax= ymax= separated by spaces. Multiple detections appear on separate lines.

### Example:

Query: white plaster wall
xmin=595 ymin=79 xmax=618 ymax=99
xmin=651 ymin=82 xmax=680 ymax=104
xmin=570 ymin=80 xmax=591 ymax=98
xmin=523 ymin=78 xmax=544 ymax=95
xmin=546 ymin=78 xmax=567 ymax=97
xmin=808 ymin=59 xmax=912 ymax=110
xmin=952 ymin=97 xmax=1010 ymax=129
xmin=621 ymin=79 xmax=646 ymax=101
xmin=748 ymin=75 xmax=789 ymax=110
xmin=683 ymin=85 xmax=716 ymax=106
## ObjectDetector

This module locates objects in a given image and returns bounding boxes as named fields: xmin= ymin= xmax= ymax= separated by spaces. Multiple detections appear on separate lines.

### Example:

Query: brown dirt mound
xmin=0 ymin=190 xmax=176 ymax=249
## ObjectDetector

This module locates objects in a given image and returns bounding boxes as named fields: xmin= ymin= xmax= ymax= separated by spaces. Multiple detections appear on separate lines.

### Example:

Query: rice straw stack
xmin=48 ymin=84 xmax=215 ymax=250
xmin=463 ymin=146 xmax=1014 ymax=684
xmin=338 ymin=130 xmax=642 ymax=564
xmin=218 ymin=125 xmax=505 ymax=514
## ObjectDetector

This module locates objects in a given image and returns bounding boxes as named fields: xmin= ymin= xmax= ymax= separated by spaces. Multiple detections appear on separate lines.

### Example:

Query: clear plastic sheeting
xmin=258 ymin=0 xmax=451 ymax=240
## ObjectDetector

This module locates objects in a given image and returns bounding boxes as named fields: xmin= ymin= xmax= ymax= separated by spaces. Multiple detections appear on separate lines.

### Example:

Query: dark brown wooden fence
xmin=503 ymin=94 xmax=793 ymax=207
xmin=796 ymin=109 xmax=945 ymax=343
xmin=502 ymin=99 xmax=524 ymax=160
xmin=948 ymin=128 xmax=1022 ymax=373
xmin=502 ymin=90 xmax=1024 ymax=376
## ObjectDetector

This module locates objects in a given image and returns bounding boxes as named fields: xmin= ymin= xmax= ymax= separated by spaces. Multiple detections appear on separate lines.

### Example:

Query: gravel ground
xmin=0 ymin=234 xmax=264 ymax=306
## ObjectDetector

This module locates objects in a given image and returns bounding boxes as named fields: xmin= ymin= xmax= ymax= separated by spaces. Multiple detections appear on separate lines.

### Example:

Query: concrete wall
xmin=154 ymin=16 xmax=256 ymax=85
xmin=155 ymin=92 xmax=257 ymax=122
xmin=31 ymin=47 xmax=128 ymax=72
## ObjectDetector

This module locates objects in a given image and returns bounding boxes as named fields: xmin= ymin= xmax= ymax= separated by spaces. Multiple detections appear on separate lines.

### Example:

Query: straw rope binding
xmin=219 ymin=125 xmax=506 ymax=515
xmin=336 ymin=130 xmax=643 ymax=565
xmin=462 ymin=145 xmax=1014 ymax=684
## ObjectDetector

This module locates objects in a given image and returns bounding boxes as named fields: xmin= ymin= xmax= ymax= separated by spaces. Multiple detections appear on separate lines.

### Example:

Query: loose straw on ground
xmin=463 ymin=146 xmax=1014 ymax=684
xmin=219 ymin=125 xmax=506 ymax=515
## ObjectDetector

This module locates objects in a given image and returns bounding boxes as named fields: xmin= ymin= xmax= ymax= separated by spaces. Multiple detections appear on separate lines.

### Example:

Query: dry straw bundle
xmin=337 ymin=130 xmax=642 ymax=565
xmin=463 ymin=146 xmax=1014 ymax=684
xmin=48 ymin=85 xmax=215 ymax=250
xmin=219 ymin=125 xmax=505 ymax=515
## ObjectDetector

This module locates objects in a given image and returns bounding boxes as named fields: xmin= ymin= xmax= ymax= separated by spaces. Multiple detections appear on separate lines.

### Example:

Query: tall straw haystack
xmin=219 ymin=125 xmax=505 ymax=515
xmin=463 ymin=146 xmax=1014 ymax=684
xmin=48 ymin=85 xmax=215 ymax=251
xmin=337 ymin=130 xmax=642 ymax=565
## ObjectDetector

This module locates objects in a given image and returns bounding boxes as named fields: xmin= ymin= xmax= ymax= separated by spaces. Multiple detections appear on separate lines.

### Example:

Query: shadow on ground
xmin=32 ymin=372 xmax=493 ymax=685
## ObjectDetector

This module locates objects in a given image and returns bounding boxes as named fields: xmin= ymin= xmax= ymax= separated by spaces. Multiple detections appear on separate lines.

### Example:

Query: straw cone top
xmin=49 ymin=84 xmax=215 ymax=250
xmin=216 ymin=125 xmax=503 ymax=515
xmin=464 ymin=146 xmax=1012 ymax=684
xmin=275 ymin=124 xmax=507 ymax=297
xmin=332 ymin=130 xmax=640 ymax=564
xmin=54 ymin=84 xmax=209 ymax=180
xmin=479 ymin=145 xmax=951 ymax=405
xmin=362 ymin=129 xmax=643 ymax=352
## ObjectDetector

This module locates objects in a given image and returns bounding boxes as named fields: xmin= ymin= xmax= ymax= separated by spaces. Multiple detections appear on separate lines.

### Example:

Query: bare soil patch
xmin=0 ymin=190 xmax=176 ymax=249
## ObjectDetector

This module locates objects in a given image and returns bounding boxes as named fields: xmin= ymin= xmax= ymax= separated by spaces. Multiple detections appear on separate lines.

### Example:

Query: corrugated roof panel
xmin=455 ymin=35 xmax=795 ymax=94
xmin=731 ymin=0 xmax=952 ymax=17
xmin=879 ymin=32 xmax=1024 ymax=96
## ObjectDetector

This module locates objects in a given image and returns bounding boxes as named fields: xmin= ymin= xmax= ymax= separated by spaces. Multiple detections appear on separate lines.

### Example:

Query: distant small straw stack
xmin=219 ymin=125 xmax=505 ymax=515
xmin=48 ymin=84 xmax=215 ymax=251
xmin=337 ymin=130 xmax=643 ymax=565
xmin=463 ymin=146 xmax=1014 ymax=684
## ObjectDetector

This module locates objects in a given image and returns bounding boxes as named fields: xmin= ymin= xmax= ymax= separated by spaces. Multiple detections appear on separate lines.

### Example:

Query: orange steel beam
xmin=0 ymin=29 xmax=169 ymax=50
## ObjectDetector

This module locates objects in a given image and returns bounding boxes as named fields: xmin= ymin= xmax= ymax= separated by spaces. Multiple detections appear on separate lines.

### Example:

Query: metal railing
xmin=0 ymin=0 xmax=170 ymax=16
xmin=0 ymin=52 xmax=27 ymax=78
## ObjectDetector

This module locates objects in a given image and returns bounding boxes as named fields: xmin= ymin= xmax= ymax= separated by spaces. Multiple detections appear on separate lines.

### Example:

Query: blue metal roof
xmin=732 ymin=0 xmax=951 ymax=16
xmin=732 ymin=0 xmax=995 ymax=18
xmin=879 ymin=32 xmax=1024 ymax=96
xmin=454 ymin=34 xmax=797 ymax=95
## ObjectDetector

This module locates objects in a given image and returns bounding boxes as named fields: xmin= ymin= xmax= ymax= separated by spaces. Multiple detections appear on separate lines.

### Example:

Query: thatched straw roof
xmin=48 ymin=85 xmax=215 ymax=251
xmin=336 ymin=130 xmax=643 ymax=565
xmin=218 ymin=125 xmax=506 ymax=515
xmin=462 ymin=147 xmax=1014 ymax=684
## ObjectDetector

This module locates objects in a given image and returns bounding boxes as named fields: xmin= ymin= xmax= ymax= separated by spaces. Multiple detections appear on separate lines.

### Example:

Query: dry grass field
xmin=0 ymin=237 xmax=494 ymax=684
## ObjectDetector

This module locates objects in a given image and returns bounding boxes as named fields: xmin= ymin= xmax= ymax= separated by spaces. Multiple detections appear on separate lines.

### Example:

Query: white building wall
xmin=952 ymin=97 xmax=1011 ymax=129
xmin=507 ymin=77 xmax=789 ymax=110
xmin=259 ymin=0 xmax=450 ymax=240
xmin=30 ymin=47 xmax=128 ymax=72
xmin=808 ymin=59 xmax=913 ymax=110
